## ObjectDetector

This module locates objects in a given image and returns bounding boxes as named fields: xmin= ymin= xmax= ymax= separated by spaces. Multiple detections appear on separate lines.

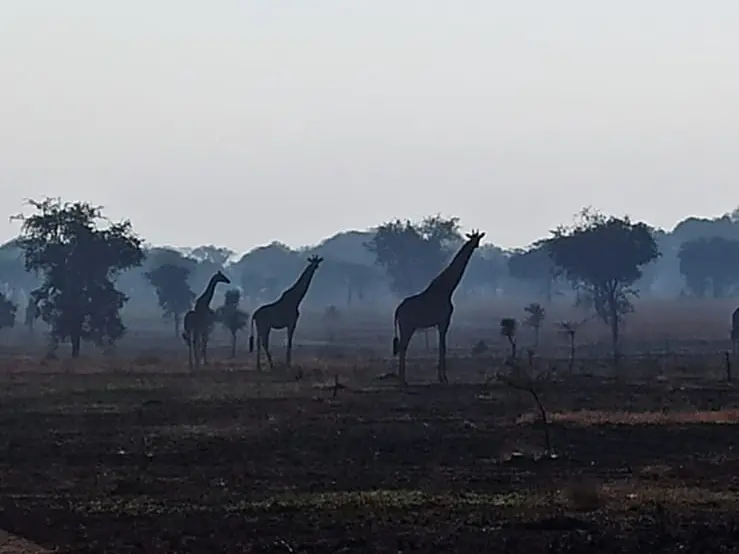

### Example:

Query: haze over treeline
xmin=3 ymin=205 xmax=739 ymax=318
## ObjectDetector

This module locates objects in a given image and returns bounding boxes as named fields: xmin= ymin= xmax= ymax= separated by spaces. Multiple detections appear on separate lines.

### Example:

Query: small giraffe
xmin=182 ymin=270 xmax=231 ymax=368
xmin=392 ymin=230 xmax=485 ymax=384
xmin=249 ymin=255 xmax=323 ymax=370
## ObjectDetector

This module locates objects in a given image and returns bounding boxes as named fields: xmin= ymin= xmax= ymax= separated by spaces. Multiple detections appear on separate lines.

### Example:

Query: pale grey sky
xmin=1 ymin=1 xmax=738 ymax=254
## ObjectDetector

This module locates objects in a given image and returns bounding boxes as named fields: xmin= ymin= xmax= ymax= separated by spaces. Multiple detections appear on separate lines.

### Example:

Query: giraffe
xmin=731 ymin=307 xmax=739 ymax=357
xmin=392 ymin=230 xmax=485 ymax=384
xmin=248 ymin=255 xmax=323 ymax=370
xmin=182 ymin=270 xmax=231 ymax=368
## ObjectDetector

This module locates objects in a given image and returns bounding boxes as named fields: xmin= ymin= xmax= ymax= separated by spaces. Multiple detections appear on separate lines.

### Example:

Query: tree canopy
xmin=14 ymin=198 xmax=144 ymax=356
xmin=365 ymin=215 xmax=462 ymax=296
xmin=146 ymin=263 xmax=195 ymax=336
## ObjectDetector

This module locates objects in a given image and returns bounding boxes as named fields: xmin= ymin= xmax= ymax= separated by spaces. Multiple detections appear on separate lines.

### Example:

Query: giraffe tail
xmin=392 ymin=311 xmax=399 ymax=356
xmin=248 ymin=314 xmax=255 ymax=353
xmin=181 ymin=331 xmax=189 ymax=345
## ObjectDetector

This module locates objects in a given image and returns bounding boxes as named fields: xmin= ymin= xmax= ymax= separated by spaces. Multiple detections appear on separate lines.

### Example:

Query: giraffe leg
xmin=255 ymin=327 xmax=262 ymax=372
xmin=437 ymin=321 xmax=450 ymax=384
xmin=261 ymin=327 xmax=275 ymax=370
xmin=193 ymin=332 xmax=201 ymax=369
xmin=286 ymin=324 xmax=296 ymax=367
xmin=397 ymin=324 xmax=414 ymax=384
xmin=201 ymin=333 xmax=208 ymax=366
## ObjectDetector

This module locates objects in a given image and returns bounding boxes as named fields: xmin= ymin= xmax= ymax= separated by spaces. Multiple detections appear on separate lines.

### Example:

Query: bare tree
xmin=494 ymin=357 xmax=554 ymax=457
xmin=500 ymin=318 xmax=517 ymax=360
xmin=557 ymin=316 xmax=593 ymax=374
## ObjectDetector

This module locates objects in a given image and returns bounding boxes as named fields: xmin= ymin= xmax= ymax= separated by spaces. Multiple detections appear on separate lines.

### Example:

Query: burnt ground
xmin=2 ymin=363 xmax=739 ymax=553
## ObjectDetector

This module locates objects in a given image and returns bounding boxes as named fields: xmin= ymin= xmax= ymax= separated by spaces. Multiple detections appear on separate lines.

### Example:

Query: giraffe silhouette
xmin=182 ymin=270 xmax=231 ymax=368
xmin=731 ymin=307 xmax=739 ymax=357
xmin=392 ymin=230 xmax=485 ymax=384
xmin=248 ymin=255 xmax=323 ymax=370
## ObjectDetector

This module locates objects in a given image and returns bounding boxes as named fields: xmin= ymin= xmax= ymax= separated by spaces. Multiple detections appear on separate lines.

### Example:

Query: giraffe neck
xmin=195 ymin=277 xmax=219 ymax=312
xmin=425 ymin=240 xmax=476 ymax=297
xmin=280 ymin=265 xmax=317 ymax=306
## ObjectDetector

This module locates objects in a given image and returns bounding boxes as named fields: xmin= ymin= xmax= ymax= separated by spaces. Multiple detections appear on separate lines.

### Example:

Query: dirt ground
xmin=1 ymin=350 xmax=739 ymax=554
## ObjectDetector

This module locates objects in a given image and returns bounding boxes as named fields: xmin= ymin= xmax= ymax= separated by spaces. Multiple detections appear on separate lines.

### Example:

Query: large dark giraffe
xmin=248 ymin=255 xmax=323 ymax=370
xmin=392 ymin=230 xmax=485 ymax=384
xmin=182 ymin=270 xmax=231 ymax=368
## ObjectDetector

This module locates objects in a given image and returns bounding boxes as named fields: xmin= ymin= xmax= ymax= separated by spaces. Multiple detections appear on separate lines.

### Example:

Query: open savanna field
xmin=2 ymin=298 xmax=739 ymax=553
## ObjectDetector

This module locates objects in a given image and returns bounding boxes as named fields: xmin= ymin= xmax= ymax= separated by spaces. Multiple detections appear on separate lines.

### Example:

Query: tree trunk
xmin=568 ymin=333 xmax=575 ymax=373
xmin=230 ymin=332 xmax=237 ymax=358
xmin=71 ymin=331 xmax=82 ymax=358
xmin=609 ymin=302 xmax=620 ymax=364
xmin=508 ymin=337 xmax=517 ymax=359
xmin=174 ymin=314 xmax=181 ymax=338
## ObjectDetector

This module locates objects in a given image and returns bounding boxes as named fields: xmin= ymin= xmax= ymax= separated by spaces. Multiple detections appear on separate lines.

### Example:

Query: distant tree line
xmin=0 ymin=196 xmax=738 ymax=357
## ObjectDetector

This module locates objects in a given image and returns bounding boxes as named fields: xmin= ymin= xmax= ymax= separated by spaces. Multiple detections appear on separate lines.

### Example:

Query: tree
xmin=523 ymin=303 xmax=545 ymax=349
xmin=323 ymin=304 xmax=341 ymax=342
xmin=557 ymin=315 xmax=594 ymax=374
xmin=145 ymin=263 xmax=195 ymax=337
xmin=365 ymin=215 xmax=462 ymax=296
xmin=0 ymin=292 xmax=17 ymax=331
xmin=545 ymin=208 xmax=660 ymax=362
xmin=677 ymin=237 xmax=739 ymax=298
xmin=507 ymin=243 xmax=559 ymax=301
xmin=190 ymin=245 xmax=234 ymax=267
xmin=215 ymin=288 xmax=249 ymax=358
xmin=500 ymin=317 xmax=517 ymax=359
xmin=14 ymin=198 xmax=144 ymax=357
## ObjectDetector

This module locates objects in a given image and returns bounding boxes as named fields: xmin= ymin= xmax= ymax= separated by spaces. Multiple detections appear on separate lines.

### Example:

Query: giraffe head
xmin=465 ymin=230 xmax=485 ymax=249
xmin=307 ymin=255 xmax=324 ymax=270
xmin=213 ymin=270 xmax=231 ymax=285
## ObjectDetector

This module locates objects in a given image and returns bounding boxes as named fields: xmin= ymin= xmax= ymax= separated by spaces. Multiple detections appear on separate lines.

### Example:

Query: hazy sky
xmin=2 ymin=2 xmax=738 ymax=254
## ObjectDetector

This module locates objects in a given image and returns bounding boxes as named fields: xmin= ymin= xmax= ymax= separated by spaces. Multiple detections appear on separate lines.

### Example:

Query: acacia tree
xmin=365 ymin=215 xmax=462 ymax=296
xmin=14 ymin=198 xmax=144 ymax=357
xmin=545 ymin=208 xmax=660 ymax=361
xmin=145 ymin=263 xmax=195 ymax=337
xmin=215 ymin=289 xmax=249 ymax=358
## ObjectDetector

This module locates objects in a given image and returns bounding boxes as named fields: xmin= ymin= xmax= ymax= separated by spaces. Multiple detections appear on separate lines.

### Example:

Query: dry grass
xmin=517 ymin=409 xmax=739 ymax=426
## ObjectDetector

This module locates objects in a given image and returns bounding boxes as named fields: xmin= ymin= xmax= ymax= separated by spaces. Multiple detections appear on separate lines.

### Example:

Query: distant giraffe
xmin=249 ymin=256 xmax=323 ymax=370
xmin=182 ymin=270 xmax=231 ymax=368
xmin=731 ymin=307 xmax=739 ymax=357
xmin=392 ymin=231 xmax=485 ymax=384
